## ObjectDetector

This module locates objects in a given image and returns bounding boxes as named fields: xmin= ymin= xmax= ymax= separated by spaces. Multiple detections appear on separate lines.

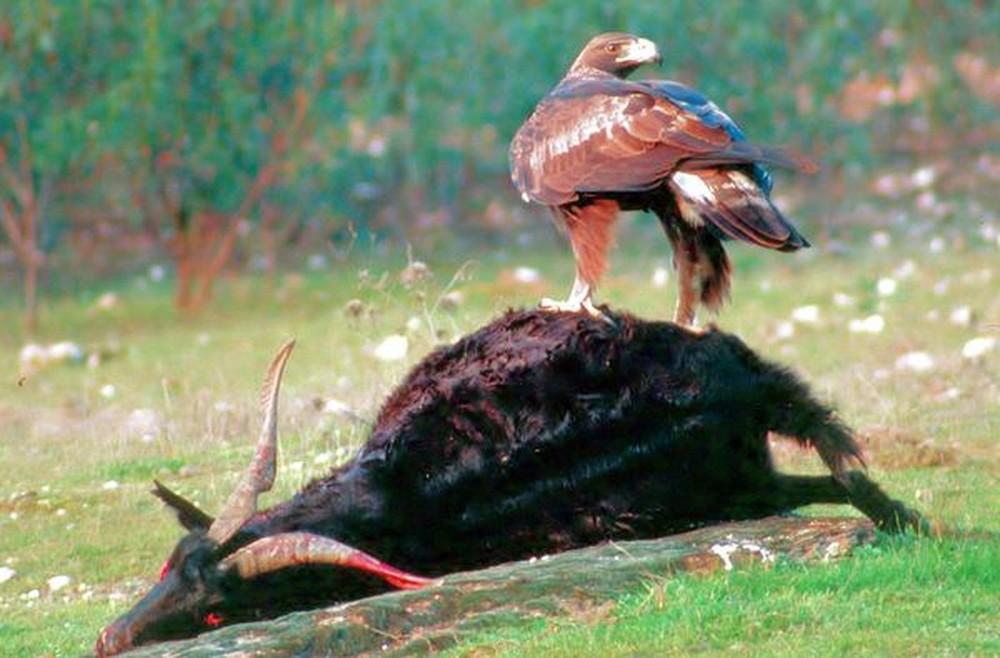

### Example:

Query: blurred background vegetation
xmin=1 ymin=0 xmax=998 ymax=330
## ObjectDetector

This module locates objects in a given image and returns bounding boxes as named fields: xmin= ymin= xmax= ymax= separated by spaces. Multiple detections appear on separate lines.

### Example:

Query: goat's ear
xmin=152 ymin=480 xmax=214 ymax=531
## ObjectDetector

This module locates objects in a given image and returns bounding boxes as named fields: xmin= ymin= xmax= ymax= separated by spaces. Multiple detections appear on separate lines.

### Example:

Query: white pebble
xmin=47 ymin=575 xmax=71 ymax=592
xmin=99 ymin=384 xmax=117 ymax=399
xmin=962 ymin=337 xmax=996 ymax=362
xmin=313 ymin=452 xmax=333 ymax=465
xmin=949 ymin=306 xmax=973 ymax=327
xmin=848 ymin=315 xmax=885 ymax=334
xmin=102 ymin=480 xmax=121 ymax=491
xmin=24 ymin=589 xmax=40 ymax=600
xmin=49 ymin=342 xmax=84 ymax=363
xmin=405 ymin=316 xmax=423 ymax=333
xmin=774 ymin=321 xmax=796 ymax=340
xmin=373 ymin=335 xmax=408 ymax=362
xmin=876 ymin=277 xmax=897 ymax=297
xmin=936 ymin=387 xmax=962 ymax=402
xmin=832 ymin=292 xmax=856 ymax=308
xmin=791 ymin=305 xmax=820 ymax=325
xmin=0 ymin=567 xmax=15 ymax=584
xmin=895 ymin=351 xmax=935 ymax=373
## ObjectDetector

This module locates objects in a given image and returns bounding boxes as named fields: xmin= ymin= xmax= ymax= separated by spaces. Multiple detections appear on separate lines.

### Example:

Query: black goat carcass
xmin=96 ymin=309 xmax=925 ymax=655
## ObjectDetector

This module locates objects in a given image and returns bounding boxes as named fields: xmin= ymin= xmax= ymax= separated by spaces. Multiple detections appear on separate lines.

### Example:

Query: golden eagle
xmin=509 ymin=32 xmax=813 ymax=324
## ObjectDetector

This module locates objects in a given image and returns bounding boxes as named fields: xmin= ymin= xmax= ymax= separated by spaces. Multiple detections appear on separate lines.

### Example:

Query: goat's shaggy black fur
xmin=266 ymin=309 xmax=914 ymax=573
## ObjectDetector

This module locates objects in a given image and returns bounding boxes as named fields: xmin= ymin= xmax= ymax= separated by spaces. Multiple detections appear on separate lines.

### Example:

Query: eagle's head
xmin=568 ymin=32 xmax=662 ymax=79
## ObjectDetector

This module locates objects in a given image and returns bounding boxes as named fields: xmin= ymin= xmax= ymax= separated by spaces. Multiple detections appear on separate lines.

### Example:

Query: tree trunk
xmin=118 ymin=516 xmax=880 ymax=657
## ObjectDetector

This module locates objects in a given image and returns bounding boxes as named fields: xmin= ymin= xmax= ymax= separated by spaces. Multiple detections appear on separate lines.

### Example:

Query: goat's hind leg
xmin=772 ymin=472 xmax=928 ymax=534
xmin=841 ymin=471 xmax=930 ymax=534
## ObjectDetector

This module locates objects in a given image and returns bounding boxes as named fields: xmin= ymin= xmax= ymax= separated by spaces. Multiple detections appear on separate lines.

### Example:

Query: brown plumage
xmin=510 ymin=32 xmax=813 ymax=324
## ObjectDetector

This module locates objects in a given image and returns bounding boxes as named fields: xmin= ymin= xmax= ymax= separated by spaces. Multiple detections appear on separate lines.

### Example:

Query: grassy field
xmin=1 ymin=205 xmax=998 ymax=655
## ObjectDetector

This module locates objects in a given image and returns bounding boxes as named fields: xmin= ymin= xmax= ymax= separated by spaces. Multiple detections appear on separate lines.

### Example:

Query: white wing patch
xmin=671 ymin=171 xmax=716 ymax=204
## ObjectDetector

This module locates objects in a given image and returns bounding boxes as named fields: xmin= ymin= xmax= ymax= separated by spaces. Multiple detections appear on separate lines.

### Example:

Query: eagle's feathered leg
xmin=541 ymin=199 xmax=619 ymax=320
xmin=653 ymin=198 xmax=732 ymax=327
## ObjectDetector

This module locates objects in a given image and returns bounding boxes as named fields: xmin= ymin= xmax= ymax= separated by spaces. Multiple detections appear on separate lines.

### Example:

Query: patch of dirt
xmin=859 ymin=425 xmax=960 ymax=469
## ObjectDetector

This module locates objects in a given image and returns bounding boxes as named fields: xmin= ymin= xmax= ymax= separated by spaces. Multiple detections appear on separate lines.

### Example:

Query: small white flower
xmin=400 ymin=261 xmax=431 ymax=285
xmin=895 ymin=351 xmax=935 ymax=373
xmin=893 ymin=260 xmax=917 ymax=279
xmin=95 ymin=292 xmax=119 ymax=311
xmin=774 ymin=321 xmax=796 ymax=340
xmin=307 ymin=254 xmax=327 ymax=271
xmin=512 ymin=266 xmax=540 ymax=284
xmin=439 ymin=290 xmax=464 ymax=310
xmin=876 ymin=277 xmax=897 ymax=297
xmin=791 ymin=305 xmax=820 ymax=325
xmin=0 ymin=567 xmax=15 ymax=584
xmin=871 ymin=231 xmax=891 ymax=249
xmin=102 ymin=480 xmax=120 ymax=491
xmin=911 ymin=166 xmax=936 ymax=188
xmin=319 ymin=398 xmax=351 ymax=416
xmin=99 ymin=384 xmax=116 ymax=399
xmin=962 ymin=337 xmax=996 ymax=362
xmin=373 ymin=335 xmax=408 ymax=362
xmin=928 ymin=236 xmax=946 ymax=254
xmin=832 ymin=292 xmax=856 ymax=308
xmin=848 ymin=315 xmax=885 ymax=334
xmin=651 ymin=266 xmax=670 ymax=288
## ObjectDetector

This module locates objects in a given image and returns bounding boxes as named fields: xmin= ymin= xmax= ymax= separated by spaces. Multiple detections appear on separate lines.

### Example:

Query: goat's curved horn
xmin=220 ymin=531 xmax=439 ymax=590
xmin=207 ymin=340 xmax=296 ymax=546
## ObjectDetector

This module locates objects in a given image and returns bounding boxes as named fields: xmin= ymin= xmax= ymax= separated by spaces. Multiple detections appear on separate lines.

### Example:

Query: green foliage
xmin=1 ymin=0 xmax=997 ymax=246
xmin=100 ymin=457 xmax=187 ymax=483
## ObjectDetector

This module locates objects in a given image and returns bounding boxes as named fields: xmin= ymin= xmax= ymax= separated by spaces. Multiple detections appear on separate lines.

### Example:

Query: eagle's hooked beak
xmin=620 ymin=37 xmax=662 ymax=67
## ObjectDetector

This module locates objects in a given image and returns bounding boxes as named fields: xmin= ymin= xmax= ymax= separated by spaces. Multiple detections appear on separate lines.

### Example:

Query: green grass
xmin=0 ymin=216 xmax=998 ymax=656
xmin=450 ymin=537 xmax=999 ymax=657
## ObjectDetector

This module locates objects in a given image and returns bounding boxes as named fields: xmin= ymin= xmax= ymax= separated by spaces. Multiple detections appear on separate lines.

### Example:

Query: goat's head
xmin=96 ymin=341 xmax=435 ymax=656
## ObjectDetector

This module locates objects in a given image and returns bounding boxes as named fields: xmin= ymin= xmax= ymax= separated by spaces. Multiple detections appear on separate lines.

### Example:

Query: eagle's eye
xmin=605 ymin=43 xmax=620 ymax=54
